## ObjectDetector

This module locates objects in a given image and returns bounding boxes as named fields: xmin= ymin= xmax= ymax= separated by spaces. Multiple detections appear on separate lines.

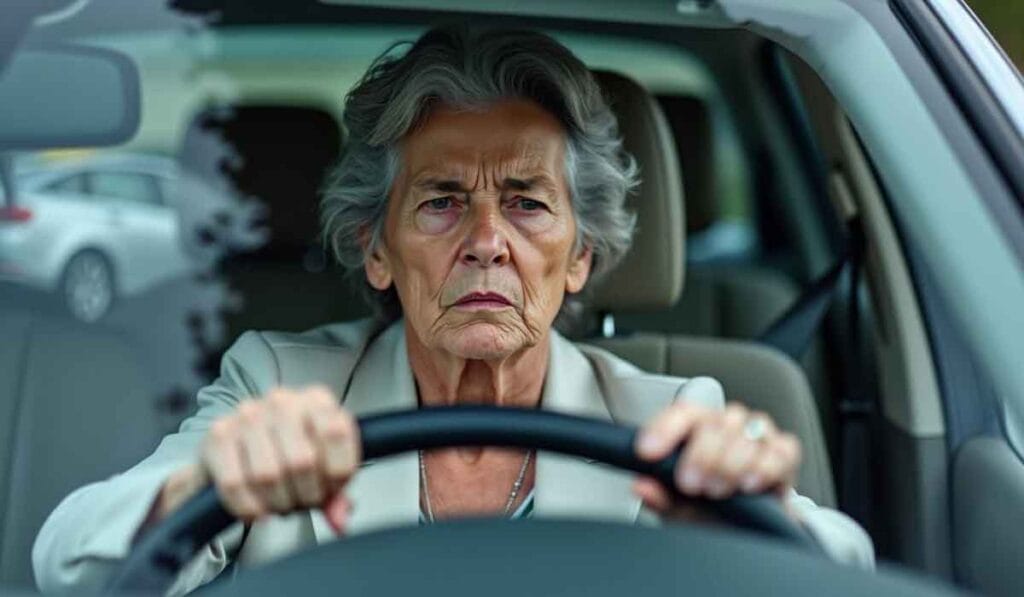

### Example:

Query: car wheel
xmin=61 ymin=250 xmax=116 ymax=322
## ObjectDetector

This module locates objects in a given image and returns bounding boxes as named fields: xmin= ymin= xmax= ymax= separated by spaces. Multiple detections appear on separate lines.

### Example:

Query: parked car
xmin=2 ymin=154 xmax=266 ymax=321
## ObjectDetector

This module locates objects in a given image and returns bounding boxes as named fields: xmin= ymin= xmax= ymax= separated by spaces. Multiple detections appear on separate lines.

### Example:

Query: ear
xmin=565 ymin=245 xmax=593 ymax=294
xmin=361 ymin=229 xmax=393 ymax=291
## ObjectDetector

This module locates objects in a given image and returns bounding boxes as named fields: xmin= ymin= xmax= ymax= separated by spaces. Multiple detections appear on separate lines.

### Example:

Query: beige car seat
xmin=617 ymin=91 xmax=827 ymax=411
xmin=587 ymin=71 xmax=836 ymax=506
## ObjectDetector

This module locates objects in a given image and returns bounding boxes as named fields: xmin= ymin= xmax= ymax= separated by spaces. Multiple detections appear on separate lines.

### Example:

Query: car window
xmin=655 ymin=93 xmax=757 ymax=265
xmin=88 ymin=172 xmax=162 ymax=206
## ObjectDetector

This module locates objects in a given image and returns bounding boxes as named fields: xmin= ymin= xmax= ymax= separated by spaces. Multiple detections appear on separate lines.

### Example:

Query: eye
xmin=423 ymin=196 xmax=455 ymax=211
xmin=513 ymin=196 xmax=547 ymax=211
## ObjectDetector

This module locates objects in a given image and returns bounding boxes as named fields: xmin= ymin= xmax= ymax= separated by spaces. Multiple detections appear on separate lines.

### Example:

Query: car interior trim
xmin=834 ymin=114 xmax=944 ymax=437
xmin=732 ymin=0 xmax=1024 ymax=452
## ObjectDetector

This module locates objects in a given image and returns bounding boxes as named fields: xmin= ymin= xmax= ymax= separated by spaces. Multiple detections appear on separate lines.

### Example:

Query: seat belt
xmin=757 ymin=219 xmax=863 ymax=360
xmin=757 ymin=218 xmax=874 ymax=527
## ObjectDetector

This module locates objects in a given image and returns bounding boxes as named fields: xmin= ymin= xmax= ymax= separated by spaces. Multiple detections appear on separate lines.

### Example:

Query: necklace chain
xmin=418 ymin=449 xmax=533 ymax=523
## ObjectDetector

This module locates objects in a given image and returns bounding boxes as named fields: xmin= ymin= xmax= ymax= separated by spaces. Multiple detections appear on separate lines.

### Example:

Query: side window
xmin=655 ymin=94 xmax=757 ymax=264
xmin=89 ymin=172 xmax=162 ymax=206
xmin=43 ymin=174 xmax=87 ymax=195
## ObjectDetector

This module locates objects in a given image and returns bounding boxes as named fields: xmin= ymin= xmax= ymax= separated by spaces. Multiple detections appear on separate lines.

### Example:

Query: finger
xmin=674 ymin=415 xmax=730 ymax=496
xmin=635 ymin=403 xmax=708 ymax=460
xmin=743 ymin=434 xmax=801 ymax=494
xmin=267 ymin=389 xmax=326 ymax=507
xmin=702 ymin=406 xmax=761 ymax=496
xmin=237 ymin=403 xmax=292 ymax=512
xmin=204 ymin=418 xmax=264 ymax=520
xmin=682 ymin=404 xmax=758 ymax=498
xmin=771 ymin=433 xmax=802 ymax=490
xmin=269 ymin=409 xmax=324 ymax=508
xmin=707 ymin=440 xmax=761 ymax=499
xmin=308 ymin=406 xmax=361 ymax=490
xmin=743 ymin=451 xmax=778 ymax=494
xmin=324 ymin=491 xmax=353 ymax=535
xmin=632 ymin=476 xmax=674 ymax=512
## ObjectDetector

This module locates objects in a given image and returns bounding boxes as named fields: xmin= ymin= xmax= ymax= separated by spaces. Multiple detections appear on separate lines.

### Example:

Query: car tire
xmin=60 ymin=250 xmax=116 ymax=323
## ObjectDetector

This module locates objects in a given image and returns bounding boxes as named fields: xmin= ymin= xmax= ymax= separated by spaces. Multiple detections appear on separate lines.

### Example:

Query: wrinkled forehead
xmin=398 ymin=100 xmax=569 ymax=188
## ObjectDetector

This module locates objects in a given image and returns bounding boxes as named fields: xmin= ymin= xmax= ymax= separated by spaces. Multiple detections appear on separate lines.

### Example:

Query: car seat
xmin=586 ymin=71 xmax=836 ymax=506
xmin=0 ymin=310 xmax=166 ymax=588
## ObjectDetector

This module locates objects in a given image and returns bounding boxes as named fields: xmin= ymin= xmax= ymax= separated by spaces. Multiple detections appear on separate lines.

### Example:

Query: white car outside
xmin=0 ymin=153 xmax=265 ymax=321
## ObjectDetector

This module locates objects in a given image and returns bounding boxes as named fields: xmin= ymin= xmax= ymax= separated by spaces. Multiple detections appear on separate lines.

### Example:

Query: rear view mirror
xmin=0 ymin=44 xmax=140 ymax=151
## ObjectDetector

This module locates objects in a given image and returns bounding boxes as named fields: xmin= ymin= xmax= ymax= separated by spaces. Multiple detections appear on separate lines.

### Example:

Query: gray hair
xmin=320 ymin=24 xmax=638 ymax=324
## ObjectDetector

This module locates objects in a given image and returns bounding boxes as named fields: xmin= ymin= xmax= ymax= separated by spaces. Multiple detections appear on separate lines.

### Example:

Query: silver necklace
xmin=418 ymin=449 xmax=532 ymax=523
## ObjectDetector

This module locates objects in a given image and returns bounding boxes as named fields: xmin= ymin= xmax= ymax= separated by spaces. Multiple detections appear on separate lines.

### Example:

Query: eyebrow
xmin=413 ymin=176 xmax=558 ymax=194
xmin=415 ymin=179 xmax=466 ymax=193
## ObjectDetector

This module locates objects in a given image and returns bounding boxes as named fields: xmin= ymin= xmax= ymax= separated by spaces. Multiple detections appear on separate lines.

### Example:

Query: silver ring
xmin=743 ymin=417 xmax=769 ymax=443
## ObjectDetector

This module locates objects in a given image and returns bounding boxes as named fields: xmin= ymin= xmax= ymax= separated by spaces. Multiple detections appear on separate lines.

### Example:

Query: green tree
xmin=970 ymin=0 xmax=1024 ymax=71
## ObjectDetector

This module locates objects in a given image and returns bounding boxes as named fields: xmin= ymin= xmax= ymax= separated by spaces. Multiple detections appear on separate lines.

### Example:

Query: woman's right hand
xmin=154 ymin=385 xmax=360 ymax=533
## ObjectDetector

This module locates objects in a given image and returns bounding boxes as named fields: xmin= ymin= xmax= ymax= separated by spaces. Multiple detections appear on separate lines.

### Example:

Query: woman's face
xmin=365 ymin=100 xmax=592 ymax=360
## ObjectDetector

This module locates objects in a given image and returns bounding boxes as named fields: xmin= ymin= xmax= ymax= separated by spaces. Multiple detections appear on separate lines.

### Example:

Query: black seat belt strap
xmin=838 ymin=223 xmax=874 ymax=528
xmin=757 ymin=218 xmax=874 ymax=527
xmin=757 ymin=219 xmax=864 ymax=361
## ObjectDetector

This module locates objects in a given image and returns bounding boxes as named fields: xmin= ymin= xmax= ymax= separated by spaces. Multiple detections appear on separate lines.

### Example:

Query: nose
xmin=459 ymin=206 xmax=510 ymax=267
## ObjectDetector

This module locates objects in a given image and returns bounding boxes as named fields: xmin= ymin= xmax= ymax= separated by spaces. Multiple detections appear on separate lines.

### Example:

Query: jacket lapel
xmin=311 ymin=322 xmax=420 ymax=543
xmin=534 ymin=331 xmax=643 ymax=524
xmin=309 ymin=324 xmax=644 ymax=544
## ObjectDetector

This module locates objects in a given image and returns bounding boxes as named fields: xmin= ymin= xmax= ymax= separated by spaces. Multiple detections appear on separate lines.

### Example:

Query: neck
xmin=405 ymin=323 xmax=550 ymax=411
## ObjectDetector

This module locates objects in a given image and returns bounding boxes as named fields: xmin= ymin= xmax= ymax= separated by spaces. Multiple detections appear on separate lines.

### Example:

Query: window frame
xmin=84 ymin=170 xmax=165 ymax=207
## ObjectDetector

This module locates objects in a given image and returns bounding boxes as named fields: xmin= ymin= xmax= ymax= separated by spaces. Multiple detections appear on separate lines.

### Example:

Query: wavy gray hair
xmin=320 ymin=24 xmax=638 ymax=324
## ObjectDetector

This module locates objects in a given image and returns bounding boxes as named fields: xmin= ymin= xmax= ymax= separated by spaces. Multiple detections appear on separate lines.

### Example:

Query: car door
xmin=9 ymin=173 xmax=102 ymax=289
xmin=757 ymin=3 xmax=1024 ymax=592
xmin=892 ymin=2 xmax=1024 ymax=597
xmin=86 ymin=170 xmax=191 ymax=295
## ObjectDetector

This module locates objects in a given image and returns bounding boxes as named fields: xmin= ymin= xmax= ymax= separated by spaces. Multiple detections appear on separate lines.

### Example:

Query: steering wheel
xmin=105 ymin=407 xmax=819 ymax=595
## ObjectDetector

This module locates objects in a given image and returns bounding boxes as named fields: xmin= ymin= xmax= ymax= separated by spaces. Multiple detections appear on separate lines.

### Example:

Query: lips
xmin=453 ymin=291 xmax=513 ymax=307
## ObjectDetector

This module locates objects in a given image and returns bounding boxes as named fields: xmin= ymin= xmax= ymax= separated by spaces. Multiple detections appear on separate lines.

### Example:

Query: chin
xmin=441 ymin=321 xmax=530 ymax=361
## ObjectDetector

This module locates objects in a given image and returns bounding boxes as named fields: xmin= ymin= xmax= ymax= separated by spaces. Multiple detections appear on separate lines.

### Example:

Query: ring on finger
xmin=743 ymin=417 xmax=770 ymax=443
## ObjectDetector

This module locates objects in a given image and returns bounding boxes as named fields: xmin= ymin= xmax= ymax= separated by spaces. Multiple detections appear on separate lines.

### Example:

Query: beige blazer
xmin=33 ymin=319 xmax=874 ymax=595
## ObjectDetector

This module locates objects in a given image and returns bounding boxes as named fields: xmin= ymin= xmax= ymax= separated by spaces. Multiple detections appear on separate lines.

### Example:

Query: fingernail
xmin=679 ymin=467 xmax=703 ymax=492
xmin=741 ymin=474 xmax=761 ymax=492
xmin=637 ymin=433 xmax=663 ymax=455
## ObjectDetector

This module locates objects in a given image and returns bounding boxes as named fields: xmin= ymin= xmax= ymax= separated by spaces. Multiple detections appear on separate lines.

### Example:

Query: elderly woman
xmin=33 ymin=25 xmax=873 ymax=595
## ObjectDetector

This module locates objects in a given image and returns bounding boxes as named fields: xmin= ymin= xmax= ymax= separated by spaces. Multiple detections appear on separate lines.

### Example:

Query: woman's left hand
xmin=632 ymin=399 xmax=802 ymax=518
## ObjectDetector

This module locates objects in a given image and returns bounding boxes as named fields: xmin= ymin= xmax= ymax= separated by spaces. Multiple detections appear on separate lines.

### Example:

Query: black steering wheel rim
xmin=105 ymin=407 xmax=819 ymax=594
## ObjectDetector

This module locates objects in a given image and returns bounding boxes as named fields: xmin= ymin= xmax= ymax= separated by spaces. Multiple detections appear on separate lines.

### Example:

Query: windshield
xmin=2 ymin=2 xmax=1022 ymax=596
xmin=0 ymin=2 xmax=765 ymax=591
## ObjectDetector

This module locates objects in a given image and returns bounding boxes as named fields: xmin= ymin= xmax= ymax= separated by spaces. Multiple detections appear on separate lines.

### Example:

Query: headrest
xmin=180 ymin=106 xmax=342 ymax=256
xmin=588 ymin=71 xmax=685 ymax=312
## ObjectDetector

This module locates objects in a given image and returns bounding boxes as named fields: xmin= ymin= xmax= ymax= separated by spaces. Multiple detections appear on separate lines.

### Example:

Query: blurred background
xmin=971 ymin=0 xmax=1024 ymax=70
